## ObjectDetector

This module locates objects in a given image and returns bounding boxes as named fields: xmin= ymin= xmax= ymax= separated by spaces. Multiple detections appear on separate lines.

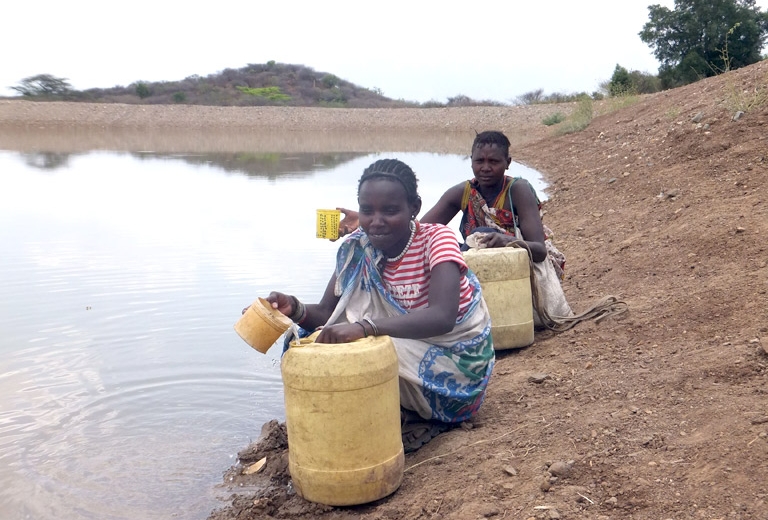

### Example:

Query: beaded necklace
xmin=386 ymin=220 xmax=416 ymax=263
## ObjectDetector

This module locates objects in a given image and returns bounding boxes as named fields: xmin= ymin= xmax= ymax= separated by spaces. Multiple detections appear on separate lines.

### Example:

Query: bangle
xmin=355 ymin=321 xmax=368 ymax=337
xmin=288 ymin=296 xmax=307 ymax=324
xmin=362 ymin=317 xmax=379 ymax=336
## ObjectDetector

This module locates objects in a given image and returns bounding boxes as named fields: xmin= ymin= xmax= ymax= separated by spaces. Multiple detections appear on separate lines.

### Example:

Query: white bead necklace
xmin=386 ymin=220 xmax=416 ymax=263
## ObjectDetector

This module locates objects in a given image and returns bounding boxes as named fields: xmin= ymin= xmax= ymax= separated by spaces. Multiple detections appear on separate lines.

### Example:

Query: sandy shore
xmin=0 ymin=100 xmax=572 ymax=154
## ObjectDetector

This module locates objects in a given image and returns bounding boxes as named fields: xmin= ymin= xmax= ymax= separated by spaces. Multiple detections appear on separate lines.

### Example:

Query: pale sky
xmin=4 ymin=0 xmax=767 ymax=103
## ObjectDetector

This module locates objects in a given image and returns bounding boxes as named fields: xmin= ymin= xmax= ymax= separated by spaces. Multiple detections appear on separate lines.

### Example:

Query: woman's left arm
xmin=369 ymin=262 xmax=461 ymax=339
xmin=509 ymin=179 xmax=548 ymax=262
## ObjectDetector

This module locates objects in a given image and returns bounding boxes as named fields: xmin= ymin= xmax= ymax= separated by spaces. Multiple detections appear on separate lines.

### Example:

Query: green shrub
xmin=173 ymin=92 xmax=186 ymax=103
xmin=236 ymin=86 xmax=291 ymax=101
xmin=600 ymin=91 xmax=640 ymax=115
xmin=135 ymin=82 xmax=151 ymax=99
xmin=542 ymin=112 xmax=566 ymax=126
xmin=555 ymin=96 xmax=593 ymax=135
xmin=321 ymin=74 xmax=339 ymax=88
xmin=609 ymin=65 xmax=632 ymax=96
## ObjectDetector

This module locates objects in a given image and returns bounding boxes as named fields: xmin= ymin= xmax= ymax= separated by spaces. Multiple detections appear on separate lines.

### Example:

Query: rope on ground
xmin=518 ymin=241 xmax=629 ymax=333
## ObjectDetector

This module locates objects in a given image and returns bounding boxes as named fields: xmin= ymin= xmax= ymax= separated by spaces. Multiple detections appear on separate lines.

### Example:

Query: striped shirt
xmin=382 ymin=222 xmax=473 ymax=318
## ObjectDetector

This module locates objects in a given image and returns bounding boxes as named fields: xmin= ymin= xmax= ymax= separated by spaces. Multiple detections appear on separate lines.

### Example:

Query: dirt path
xmin=4 ymin=61 xmax=767 ymax=519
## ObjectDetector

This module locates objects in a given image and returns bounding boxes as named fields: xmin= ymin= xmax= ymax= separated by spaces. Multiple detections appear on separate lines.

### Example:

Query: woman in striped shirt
xmin=266 ymin=159 xmax=494 ymax=452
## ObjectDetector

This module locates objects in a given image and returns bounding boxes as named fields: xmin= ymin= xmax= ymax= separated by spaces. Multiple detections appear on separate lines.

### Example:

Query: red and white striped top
xmin=382 ymin=222 xmax=473 ymax=318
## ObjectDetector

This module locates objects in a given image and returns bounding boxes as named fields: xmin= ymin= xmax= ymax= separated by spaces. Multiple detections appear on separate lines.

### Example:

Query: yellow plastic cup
xmin=316 ymin=209 xmax=341 ymax=240
xmin=234 ymin=298 xmax=293 ymax=354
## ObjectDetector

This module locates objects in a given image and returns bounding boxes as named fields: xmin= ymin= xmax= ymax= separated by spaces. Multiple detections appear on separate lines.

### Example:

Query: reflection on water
xmin=21 ymin=151 xmax=73 ymax=170
xmin=133 ymin=151 xmax=368 ymax=179
xmin=0 ymin=146 xmax=546 ymax=520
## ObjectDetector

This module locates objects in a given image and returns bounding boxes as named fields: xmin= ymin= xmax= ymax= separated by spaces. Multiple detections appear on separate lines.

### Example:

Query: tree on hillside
xmin=609 ymin=65 xmax=633 ymax=95
xmin=11 ymin=74 xmax=73 ymax=97
xmin=639 ymin=0 xmax=768 ymax=88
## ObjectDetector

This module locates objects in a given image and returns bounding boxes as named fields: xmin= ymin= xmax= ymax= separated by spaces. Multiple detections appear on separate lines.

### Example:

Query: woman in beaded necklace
xmin=263 ymin=158 xmax=495 ymax=452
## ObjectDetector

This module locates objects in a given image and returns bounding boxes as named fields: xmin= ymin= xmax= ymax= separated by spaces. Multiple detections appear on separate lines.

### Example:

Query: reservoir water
xmin=0 ymin=146 xmax=545 ymax=519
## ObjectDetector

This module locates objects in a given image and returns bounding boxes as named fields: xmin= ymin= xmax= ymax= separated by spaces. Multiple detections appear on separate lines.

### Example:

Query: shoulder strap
xmin=504 ymin=176 xmax=516 ymax=213
xmin=460 ymin=181 xmax=472 ymax=212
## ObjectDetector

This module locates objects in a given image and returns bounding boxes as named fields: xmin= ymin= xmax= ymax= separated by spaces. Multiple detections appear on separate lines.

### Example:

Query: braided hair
xmin=471 ymin=130 xmax=511 ymax=157
xmin=358 ymin=159 xmax=420 ymax=205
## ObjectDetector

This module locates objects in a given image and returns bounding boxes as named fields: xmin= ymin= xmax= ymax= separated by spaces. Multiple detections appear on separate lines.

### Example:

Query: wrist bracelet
xmin=355 ymin=321 xmax=368 ymax=337
xmin=289 ymin=296 xmax=307 ymax=323
xmin=362 ymin=317 xmax=379 ymax=336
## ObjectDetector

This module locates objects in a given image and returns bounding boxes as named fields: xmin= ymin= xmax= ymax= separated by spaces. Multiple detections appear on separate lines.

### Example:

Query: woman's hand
xmin=265 ymin=291 xmax=295 ymax=317
xmin=315 ymin=322 xmax=366 ymax=344
xmin=333 ymin=207 xmax=359 ymax=240
xmin=478 ymin=232 xmax=518 ymax=249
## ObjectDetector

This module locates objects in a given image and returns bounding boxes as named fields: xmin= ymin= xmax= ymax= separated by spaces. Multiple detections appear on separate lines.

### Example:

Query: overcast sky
xmin=4 ymin=0 xmax=767 ymax=103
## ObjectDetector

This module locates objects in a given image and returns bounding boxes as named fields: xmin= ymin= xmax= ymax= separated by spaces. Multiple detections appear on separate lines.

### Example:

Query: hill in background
xmin=65 ymin=62 xmax=405 ymax=108
xmin=9 ymin=62 xmax=511 ymax=109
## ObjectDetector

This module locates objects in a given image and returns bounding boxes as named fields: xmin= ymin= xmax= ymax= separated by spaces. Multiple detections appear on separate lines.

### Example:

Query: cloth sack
xmin=531 ymin=251 xmax=573 ymax=328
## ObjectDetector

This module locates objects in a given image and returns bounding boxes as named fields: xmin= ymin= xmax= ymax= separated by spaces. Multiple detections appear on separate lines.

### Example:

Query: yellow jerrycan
xmin=281 ymin=334 xmax=404 ymax=506
xmin=463 ymin=247 xmax=534 ymax=350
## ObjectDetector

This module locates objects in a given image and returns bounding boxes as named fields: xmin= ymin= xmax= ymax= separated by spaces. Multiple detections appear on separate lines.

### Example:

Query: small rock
xmin=482 ymin=508 xmax=500 ymax=518
xmin=503 ymin=465 xmax=518 ymax=476
xmin=733 ymin=111 xmax=745 ymax=121
xmin=548 ymin=510 xmax=561 ymax=519
xmin=549 ymin=461 xmax=572 ymax=477
xmin=736 ymin=227 xmax=746 ymax=233
xmin=750 ymin=417 xmax=768 ymax=425
xmin=540 ymin=479 xmax=551 ymax=492
xmin=691 ymin=112 xmax=704 ymax=123
xmin=605 ymin=496 xmax=618 ymax=506
xmin=528 ymin=373 xmax=550 ymax=384
xmin=608 ymin=178 xmax=617 ymax=184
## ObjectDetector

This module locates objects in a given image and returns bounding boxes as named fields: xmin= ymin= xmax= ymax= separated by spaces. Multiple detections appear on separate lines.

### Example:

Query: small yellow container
xmin=463 ymin=247 xmax=534 ymax=350
xmin=282 ymin=335 xmax=404 ymax=506
xmin=234 ymin=297 xmax=292 ymax=354
xmin=316 ymin=209 xmax=341 ymax=240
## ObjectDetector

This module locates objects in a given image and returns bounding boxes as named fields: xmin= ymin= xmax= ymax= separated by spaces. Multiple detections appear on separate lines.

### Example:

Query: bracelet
xmin=355 ymin=321 xmax=368 ymax=337
xmin=288 ymin=296 xmax=307 ymax=324
xmin=362 ymin=317 xmax=379 ymax=336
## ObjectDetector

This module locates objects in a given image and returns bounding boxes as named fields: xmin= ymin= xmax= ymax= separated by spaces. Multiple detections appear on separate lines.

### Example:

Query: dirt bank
xmin=4 ymin=61 xmax=767 ymax=519
xmin=0 ymin=100 xmax=570 ymax=155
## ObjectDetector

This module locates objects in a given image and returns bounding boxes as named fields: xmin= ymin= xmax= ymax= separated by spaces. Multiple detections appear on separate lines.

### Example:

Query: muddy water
xmin=0 ymin=132 xmax=545 ymax=520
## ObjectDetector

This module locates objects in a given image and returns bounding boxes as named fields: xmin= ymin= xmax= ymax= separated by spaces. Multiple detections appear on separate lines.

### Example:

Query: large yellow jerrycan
xmin=463 ymin=247 xmax=534 ymax=350
xmin=281 ymin=334 xmax=404 ymax=506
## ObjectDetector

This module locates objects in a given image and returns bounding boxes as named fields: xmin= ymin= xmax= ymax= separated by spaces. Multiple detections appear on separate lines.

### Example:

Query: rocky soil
xmin=2 ymin=60 xmax=766 ymax=520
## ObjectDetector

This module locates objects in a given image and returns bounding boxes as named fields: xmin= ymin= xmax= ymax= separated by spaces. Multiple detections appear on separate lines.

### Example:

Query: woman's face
xmin=471 ymin=144 xmax=511 ymax=188
xmin=358 ymin=178 xmax=417 ymax=258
